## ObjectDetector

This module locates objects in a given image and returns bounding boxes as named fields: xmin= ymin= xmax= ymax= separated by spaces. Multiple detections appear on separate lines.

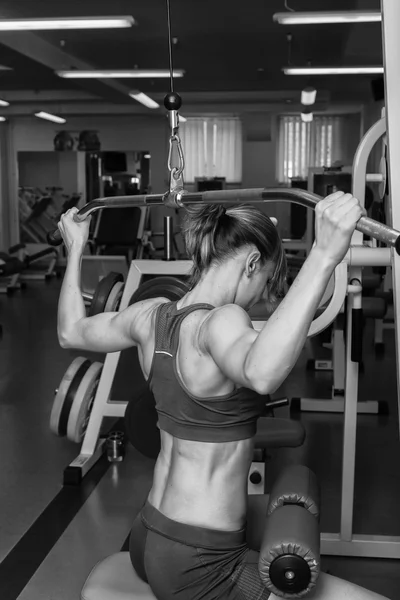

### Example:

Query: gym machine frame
xmin=297 ymin=117 xmax=388 ymax=415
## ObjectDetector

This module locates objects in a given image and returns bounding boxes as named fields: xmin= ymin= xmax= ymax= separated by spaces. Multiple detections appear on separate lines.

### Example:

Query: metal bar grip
xmin=47 ymin=228 xmax=63 ymax=246
xmin=163 ymin=215 xmax=174 ymax=261
xmin=351 ymin=308 xmax=364 ymax=363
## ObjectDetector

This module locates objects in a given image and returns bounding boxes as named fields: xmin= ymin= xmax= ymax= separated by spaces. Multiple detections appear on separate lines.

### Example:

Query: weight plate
xmin=89 ymin=272 xmax=124 ymax=316
xmin=50 ymin=357 xmax=91 ymax=436
xmin=129 ymin=276 xmax=189 ymax=306
xmin=67 ymin=361 xmax=103 ymax=443
xmin=104 ymin=280 xmax=124 ymax=312
xmin=124 ymin=386 xmax=160 ymax=459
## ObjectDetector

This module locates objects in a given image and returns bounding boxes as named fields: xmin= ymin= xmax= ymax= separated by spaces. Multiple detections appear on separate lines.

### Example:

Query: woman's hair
xmin=182 ymin=204 xmax=287 ymax=304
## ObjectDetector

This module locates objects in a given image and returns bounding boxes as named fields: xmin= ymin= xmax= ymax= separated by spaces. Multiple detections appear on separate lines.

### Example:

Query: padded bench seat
xmin=81 ymin=552 xmax=155 ymax=600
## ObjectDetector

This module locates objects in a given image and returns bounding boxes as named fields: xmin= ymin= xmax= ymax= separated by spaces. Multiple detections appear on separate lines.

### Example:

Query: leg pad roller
xmin=259 ymin=505 xmax=320 ymax=598
xmin=258 ymin=465 xmax=321 ymax=598
xmin=267 ymin=464 xmax=320 ymax=519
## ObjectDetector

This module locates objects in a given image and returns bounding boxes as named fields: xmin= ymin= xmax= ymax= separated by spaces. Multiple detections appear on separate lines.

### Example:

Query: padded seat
xmin=81 ymin=552 xmax=156 ymax=600
xmin=254 ymin=417 xmax=305 ymax=449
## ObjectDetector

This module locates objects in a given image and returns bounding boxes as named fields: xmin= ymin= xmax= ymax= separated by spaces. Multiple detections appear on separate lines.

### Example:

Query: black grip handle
xmin=351 ymin=308 xmax=364 ymax=363
xmin=47 ymin=228 xmax=63 ymax=246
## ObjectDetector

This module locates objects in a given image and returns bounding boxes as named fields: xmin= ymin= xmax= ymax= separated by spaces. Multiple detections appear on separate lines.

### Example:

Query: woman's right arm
xmin=202 ymin=192 xmax=364 ymax=395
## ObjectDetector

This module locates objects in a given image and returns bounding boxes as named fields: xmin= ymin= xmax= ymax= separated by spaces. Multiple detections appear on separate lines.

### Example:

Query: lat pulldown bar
xmin=47 ymin=187 xmax=400 ymax=254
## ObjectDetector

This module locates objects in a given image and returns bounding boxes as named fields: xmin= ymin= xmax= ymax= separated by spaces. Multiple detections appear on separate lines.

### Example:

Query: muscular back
xmin=136 ymin=297 xmax=256 ymax=531
xmin=137 ymin=298 xmax=238 ymax=399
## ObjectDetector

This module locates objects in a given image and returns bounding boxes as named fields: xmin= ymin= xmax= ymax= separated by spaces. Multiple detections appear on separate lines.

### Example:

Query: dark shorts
xmin=129 ymin=501 xmax=271 ymax=600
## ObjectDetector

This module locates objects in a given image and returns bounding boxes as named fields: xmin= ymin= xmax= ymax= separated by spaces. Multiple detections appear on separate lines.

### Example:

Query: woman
xmin=58 ymin=192 xmax=389 ymax=600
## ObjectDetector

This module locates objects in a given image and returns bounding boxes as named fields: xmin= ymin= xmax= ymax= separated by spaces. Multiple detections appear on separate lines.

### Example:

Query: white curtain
xmin=179 ymin=117 xmax=242 ymax=183
xmin=278 ymin=115 xmax=345 ymax=183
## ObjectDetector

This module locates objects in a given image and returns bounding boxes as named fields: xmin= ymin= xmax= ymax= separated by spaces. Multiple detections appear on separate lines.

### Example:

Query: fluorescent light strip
xmin=284 ymin=66 xmax=384 ymax=75
xmin=57 ymin=69 xmax=184 ymax=79
xmin=273 ymin=10 xmax=381 ymax=25
xmin=0 ymin=99 xmax=9 ymax=107
xmin=35 ymin=111 xmax=66 ymax=124
xmin=301 ymin=87 xmax=317 ymax=105
xmin=0 ymin=16 xmax=135 ymax=31
xmin=0 ymin=117 xmax=7 ymax=122
xmin=129 ymin=92 xmax=159 ymax=109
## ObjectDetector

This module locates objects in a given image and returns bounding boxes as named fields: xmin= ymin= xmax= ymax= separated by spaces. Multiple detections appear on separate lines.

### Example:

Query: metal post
xmin=163 ymin=215 xmax=175 ymax=261
xmin=382 ymin=0 xmax=400 ymax=432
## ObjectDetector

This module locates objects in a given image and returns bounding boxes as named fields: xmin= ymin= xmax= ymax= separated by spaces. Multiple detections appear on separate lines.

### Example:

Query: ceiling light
xmin=273 ymin=10 xmax=381 ymax=25
xmin=0 ymin=99 xmax=9 ymax=107
xmin=35 ymin=111 xmax=66 ymax=124
xmin=301 ymin=110 xmax=313 ymax=123
xmin=284 ymin=66 xmax=383 ymax=75
xmin=129 ymin=92 xmax=160 ymax=109
xmin=0 ymin=16 xmax=135 ymax=31
xmin=301 ymin=87 xmax=317 ymax=105
xmin=57 ymin=69 xmax=184 ymax=79
xmin=0 ymin=117 xmax=7 ymax=122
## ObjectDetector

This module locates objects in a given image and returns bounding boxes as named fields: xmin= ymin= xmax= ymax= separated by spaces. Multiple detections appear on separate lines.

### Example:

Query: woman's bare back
xmin=136 ymin=297 xmax=256 ymax=531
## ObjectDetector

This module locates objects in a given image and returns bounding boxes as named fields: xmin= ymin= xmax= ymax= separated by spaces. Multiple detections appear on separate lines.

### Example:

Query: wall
xmin=241 ymin=113 xmax=287 ymax=230
xmin=6 ymin=115 xmax=171 ymax=244
xmin=0 ymin=125 xmax=11 ymax=249
xmin=58 ymin=152 xmax=80 ymax=196
xmin=2 ymin=109 xmax=364 ymax=247
xmin=18 ymin=151 xmax=60 ymax=190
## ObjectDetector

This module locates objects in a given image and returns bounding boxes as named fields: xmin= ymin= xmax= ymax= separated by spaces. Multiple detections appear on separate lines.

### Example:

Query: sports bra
xmin=147 ymin=301 xmax=267 ymax=443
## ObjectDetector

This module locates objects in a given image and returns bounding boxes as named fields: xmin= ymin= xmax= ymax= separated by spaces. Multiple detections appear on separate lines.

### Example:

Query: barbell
xmin=46 ymin=187 xmax=400 ymax=255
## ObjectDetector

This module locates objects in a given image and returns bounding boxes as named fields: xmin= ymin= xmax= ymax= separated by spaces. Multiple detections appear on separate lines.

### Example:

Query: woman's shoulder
xmin=198 ymin=304 xmax=253 ymax=349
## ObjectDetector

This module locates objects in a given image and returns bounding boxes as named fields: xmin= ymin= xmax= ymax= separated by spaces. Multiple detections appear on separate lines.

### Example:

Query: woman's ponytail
xmin=182 ymin=203 xmax=286 ymax=298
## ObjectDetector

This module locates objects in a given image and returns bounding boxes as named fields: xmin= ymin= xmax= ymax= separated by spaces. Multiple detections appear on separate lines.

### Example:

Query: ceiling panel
xmin=0 ymin=0 xmax=384 ymax=102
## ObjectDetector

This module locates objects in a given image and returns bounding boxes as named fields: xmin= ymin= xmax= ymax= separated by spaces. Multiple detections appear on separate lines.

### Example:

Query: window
xmin=277 ymin=115 xmax=345 ymax=183
xmin=179 ymin=117 xmax=242 ymax=183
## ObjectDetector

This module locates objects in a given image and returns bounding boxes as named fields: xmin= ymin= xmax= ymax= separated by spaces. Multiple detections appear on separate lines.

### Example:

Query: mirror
xmin=17 ymin=151 xmax=151 ymax=245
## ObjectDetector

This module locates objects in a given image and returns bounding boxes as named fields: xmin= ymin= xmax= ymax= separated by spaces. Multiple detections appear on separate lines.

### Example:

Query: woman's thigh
xmin=270 ymin=572 xmax=390 ymax=600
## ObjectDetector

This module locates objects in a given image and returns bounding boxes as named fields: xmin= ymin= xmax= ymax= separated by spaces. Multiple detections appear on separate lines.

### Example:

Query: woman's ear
xmin=246 ymin=250 xmax=262 ymax=275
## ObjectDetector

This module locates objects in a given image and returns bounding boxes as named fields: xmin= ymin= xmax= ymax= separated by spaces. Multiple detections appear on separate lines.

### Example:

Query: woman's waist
xmin=151 ymin=479 xmax=250 ymax=531
xmin=149 ymin=435 xmax=254 ymax=530
xmin=141 ymin=499 xmax=247 ymax=549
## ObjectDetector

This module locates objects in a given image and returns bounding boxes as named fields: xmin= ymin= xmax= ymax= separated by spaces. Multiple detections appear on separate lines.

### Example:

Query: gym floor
xmin=0 ymin=280 xmax=399 ymax=600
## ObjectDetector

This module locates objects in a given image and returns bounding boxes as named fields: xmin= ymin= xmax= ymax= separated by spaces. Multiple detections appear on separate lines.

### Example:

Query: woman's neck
xmin=181 ymin=263 xmax=242 ymax=308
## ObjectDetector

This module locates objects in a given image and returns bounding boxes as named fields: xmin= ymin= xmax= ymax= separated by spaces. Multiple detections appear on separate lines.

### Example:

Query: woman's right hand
xmin=314 ymin=191 xmax=366 ymax=265
xmin=58 ymin=207 xmax=91 ymax=255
